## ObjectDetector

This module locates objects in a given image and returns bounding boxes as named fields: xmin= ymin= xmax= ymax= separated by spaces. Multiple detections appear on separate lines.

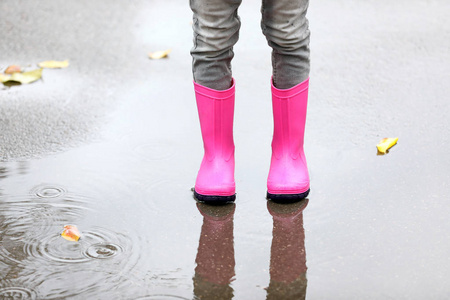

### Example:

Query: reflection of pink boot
xmin=194 ymin=203 xmax=235 ymax=299
xmin=194 ymin=80 xmax=236 ymax=203
xmin=267 ymin=78 xmax=310 ymax=202
xmin=266 ymin=199 xmax=308 ymax=299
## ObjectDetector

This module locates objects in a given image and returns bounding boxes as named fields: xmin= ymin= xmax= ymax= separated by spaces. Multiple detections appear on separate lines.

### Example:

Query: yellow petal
xmin=5 ymin=65 xmax=22 ymax=74
xmin=377 ymin=137 xmax=398 ymax=154
xmin=38 ymin=60 xmax=69 ymax=69
xmin=148 ymin=49 xmax=172 ymax=59
xmin=61 ymin=225 xmax=81 ymax=242
xmin=9 ymin=69 xmax=43 ymax=84
xmin=0 ymin=73 xmax=12 ymax=83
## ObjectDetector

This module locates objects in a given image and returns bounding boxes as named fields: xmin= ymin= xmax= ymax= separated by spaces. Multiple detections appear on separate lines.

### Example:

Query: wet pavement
xmin=1 ymin=0 xmax=450 ymax=299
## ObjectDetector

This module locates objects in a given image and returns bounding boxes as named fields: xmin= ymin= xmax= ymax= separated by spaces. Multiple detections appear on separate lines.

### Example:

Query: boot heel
xmin=194 ymin=190 xmax=236 ymax=204
xmin=266 ymin=190 xmax=309 ymax=203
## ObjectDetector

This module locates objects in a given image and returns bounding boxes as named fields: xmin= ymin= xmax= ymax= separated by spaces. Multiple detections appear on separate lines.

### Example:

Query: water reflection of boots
xmin=266 ymin=199 xmax=308 ymax=300
xmin=193 ymin=203 xmax=236 ymax=300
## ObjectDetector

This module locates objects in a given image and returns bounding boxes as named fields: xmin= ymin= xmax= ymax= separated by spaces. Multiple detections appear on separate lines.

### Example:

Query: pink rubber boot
xmin=267 ymin=78 xmax=310 ymax=202
xmin=193 ymin=79 xmax=236 ymax=203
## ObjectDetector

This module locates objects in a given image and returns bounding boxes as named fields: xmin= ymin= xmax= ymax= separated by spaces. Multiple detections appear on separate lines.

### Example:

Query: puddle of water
xmin=0 ymin=154 xmax=311 ymax=299
xmin=0 ymin=178 xmax=147 ymax=298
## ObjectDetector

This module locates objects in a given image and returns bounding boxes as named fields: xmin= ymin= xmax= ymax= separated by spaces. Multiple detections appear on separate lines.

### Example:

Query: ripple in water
xmin=0 ymin=185 xmax=91 ymax=267
xmin=31 ymin=184 xmax=66 ymax=199
xmin=0 ymin=287 xmax=37 ymax=300
xmin=35 ymin=187 xmax=65 ymax=199
xmin=0 ymin=205 xmax=58 ymax=265
xmin=84 ymin=243 xmax=123 ymax=259
xmin=1 ymin=184 xmax=142 ymax=299
xmin=23 ymin=227 xmax=127 ymax=264
xmin=20 ymin=229 xmax=140 ymax=299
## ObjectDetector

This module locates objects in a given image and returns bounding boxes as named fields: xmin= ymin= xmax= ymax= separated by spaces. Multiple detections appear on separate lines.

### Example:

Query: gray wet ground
xmin=1 ymin=0 xmax=450 ymax=299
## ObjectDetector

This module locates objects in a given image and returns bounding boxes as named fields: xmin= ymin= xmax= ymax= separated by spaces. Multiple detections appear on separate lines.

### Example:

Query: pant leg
xmin=190 ymin=0 xmax=242 ymax=90
xmin=261 ymin=0 xmax=310 ymax=89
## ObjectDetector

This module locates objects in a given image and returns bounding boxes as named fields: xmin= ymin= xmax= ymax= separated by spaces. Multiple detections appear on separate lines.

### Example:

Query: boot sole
xmin=266 ymin=189 xmax=310 ymax=203
xmin=194 ymin=190 xmax=236 ymax=204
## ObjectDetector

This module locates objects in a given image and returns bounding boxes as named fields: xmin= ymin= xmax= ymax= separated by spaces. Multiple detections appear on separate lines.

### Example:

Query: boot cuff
xmin=271 ymin=77 xmax=309 ymax=99
xmin=194 ymin=78 xmax=235 ymax=100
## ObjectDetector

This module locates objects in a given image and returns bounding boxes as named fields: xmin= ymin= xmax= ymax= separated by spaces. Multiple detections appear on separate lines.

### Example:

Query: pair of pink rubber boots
xmin=193 ymin=78 xmax=310 ymax=204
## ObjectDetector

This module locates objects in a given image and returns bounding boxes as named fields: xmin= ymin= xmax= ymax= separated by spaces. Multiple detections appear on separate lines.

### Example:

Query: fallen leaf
xmin=61 ymin=225 xmax=81 ymax=242
xmin=6 ymin=69 xmax=43 ymax=84
xmin=148 ymin=49 xmax=172 ymax=59
xmin=0 ymin=73 xmax=11 ymax=83
xmin=377 ymin=137 xmax=398 ymax=154
xmin=38 ymin=60 xmax=69 ymax=69
xmin=5 ymin=65 xmax=22 ymax=74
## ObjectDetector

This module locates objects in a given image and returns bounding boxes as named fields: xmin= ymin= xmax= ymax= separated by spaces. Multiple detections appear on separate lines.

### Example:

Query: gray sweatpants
xmin=190 ymin=0 xmax=310 ymax=90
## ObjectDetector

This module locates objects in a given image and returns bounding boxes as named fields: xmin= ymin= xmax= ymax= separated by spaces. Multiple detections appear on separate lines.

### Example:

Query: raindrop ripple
xmin=0 ymin=287 xmax=37 ymax=300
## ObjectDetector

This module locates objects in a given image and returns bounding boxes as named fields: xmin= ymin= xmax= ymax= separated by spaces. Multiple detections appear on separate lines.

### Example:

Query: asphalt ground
xmin=1 ymin=0 xmax=450 ymax=299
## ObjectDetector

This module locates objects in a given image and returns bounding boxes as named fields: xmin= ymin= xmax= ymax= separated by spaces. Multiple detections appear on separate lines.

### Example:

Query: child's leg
xmin=190 ymin=0 xmax=242 ymax=203
xmin=261 ymin=0 xmax=310 ymax=89
xmin=262 ymin=0 xmax=311 ymax=202
xmin=190 ymin=0 xmax=243 ymax=90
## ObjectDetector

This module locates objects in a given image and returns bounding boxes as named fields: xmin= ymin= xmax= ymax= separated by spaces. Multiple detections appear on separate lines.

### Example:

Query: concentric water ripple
xmin=0 ymin=184 xmax=91 ymax=267
xmin=0 ymin=204 xmax=57 ymax=265
xmin=18 ymin=228 xmax=142 ymax=299
xmin=24 ymin=227 xmax=128 ymax=264
xmin=0 ymin=287 xmax=37 ymax=300
xmin=33 ymin=185 xmax=66 ymax=199
xmin=84 ymin=243 xmax=123 ymax=259
xmin=1 ymin=184 xmax=144 ymax=299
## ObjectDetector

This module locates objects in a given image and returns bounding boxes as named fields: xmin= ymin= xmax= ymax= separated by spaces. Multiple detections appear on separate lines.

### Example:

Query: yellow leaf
xmin=148 ymin=49 xmax=172 ymax=59
xmin=61 ymin=225 xmax=81 ymax=242
xmin=0 ymin=73 xmax=12 ymax=83
xmin=377 ymin=137 xmax=398 ymax=154
xmin=8 ymin=69 xmax=43 ymax=84
xmin=38 ymin=60 xmax=69 ymax=69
